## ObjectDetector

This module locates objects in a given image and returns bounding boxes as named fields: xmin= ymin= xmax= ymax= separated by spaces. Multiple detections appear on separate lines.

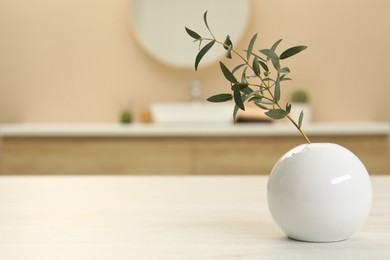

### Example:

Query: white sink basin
xmin=151 ymin=102 xmax=233 ymax=124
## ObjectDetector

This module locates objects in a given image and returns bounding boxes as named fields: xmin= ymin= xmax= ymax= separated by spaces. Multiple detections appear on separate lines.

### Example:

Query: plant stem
xmin=264 ymin=83 xmax=312 ymax=144
xmin=287 ymin=115 xmax=312 ymax=144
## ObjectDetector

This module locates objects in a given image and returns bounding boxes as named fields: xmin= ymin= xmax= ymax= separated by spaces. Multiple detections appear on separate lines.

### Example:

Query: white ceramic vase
xmin=267 ymin=143 xmax=372 ymax=242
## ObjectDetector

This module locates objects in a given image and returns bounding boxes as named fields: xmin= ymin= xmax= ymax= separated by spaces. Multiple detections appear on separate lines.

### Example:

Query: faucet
xmin=191 ymin=80 xmax=202 ymax=103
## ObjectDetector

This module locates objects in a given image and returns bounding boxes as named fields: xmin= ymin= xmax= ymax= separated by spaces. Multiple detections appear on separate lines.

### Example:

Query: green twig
xmin=194 ymin=35 xmax=311 ymax=144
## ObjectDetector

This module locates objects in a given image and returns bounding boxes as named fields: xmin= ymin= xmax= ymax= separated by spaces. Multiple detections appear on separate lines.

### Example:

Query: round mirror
xmin=130 ymin=0 xmax=250 ymax=68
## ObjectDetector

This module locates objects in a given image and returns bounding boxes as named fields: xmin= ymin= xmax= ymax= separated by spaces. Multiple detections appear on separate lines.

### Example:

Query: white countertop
xmin=0 ymin=175 xmax=389 ymax=260
xmin=0 ymin=122 xmax=389 ymax=137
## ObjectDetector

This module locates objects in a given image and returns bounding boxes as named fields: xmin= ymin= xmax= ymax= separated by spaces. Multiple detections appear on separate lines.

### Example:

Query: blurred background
xmin=0 ymin=0 xmax=389 ymax=175
xmin=0 ymin=0 xmax=389 ymax=122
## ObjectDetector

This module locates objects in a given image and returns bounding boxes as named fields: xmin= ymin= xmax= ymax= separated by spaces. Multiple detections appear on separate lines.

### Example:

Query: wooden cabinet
xmin=1 ymin=134 xmax=389 ymax=175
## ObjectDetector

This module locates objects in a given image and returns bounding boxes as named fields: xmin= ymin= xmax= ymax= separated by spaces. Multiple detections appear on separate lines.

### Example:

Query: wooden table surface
xmin=0 ymin=175 xmax=389 ymax=259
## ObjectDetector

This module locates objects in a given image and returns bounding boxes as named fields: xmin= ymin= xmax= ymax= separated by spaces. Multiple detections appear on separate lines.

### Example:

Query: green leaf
xmin=259 ymin=60 xmax=269 ymax=72
xmin=237 ymin=84 xmax=253 ymax=94
xmin=240 ymin=87 xmax=253 ymax=94
xmin=245 ymin=74 xmax=258 ymax=79
xmin=286 ymin=103 xmax=291 ymax=113
xmin=298 ymin=110 xmax=304 ymax=128
xmin=260 ymin=49 xmax=278 ymax=61
xmin=232 ymin=63 xmax=246 ymax=74
xmin=231 ymin=83 xmax=249 ymax=89
xmin=232 ymin=91 xmax=257 ymax=121
xmin=207 ymin=93 xmax=233 ymax=102
xmin=248 ymin=96 xmax=262 ymax=102
xmin=280 ymin=46 xmax=307 ymax=60
xmin=262 ymin=77 xmax=275 ymax=82
xmin=195 ymin=40 xmax=215 ymax=70
xmin=185 ymin=27 xmax=201 ymax=40
xmin=265 ymin=109 xmax=288 ymax=120
xmin=224 ymin=35 xmax=233 ymax=59
xmin=252 ymin=56 xmax=260 ymax=76
xmin=220 ymin=62 xmax=238 ymax=83
xmin=280 ymin=74 xmax=291 ymax=81
xmin=233 ymin=86 xmax=245 ymax=110
xmin=272 ymin=60 xmax=280 ymax=70
xmin=274 ymin=78 xmax=280 ymax=102
xmin=254 ymin=102 xmax=269 ymax=110
xmin=247 ymin=33 xmax=258 ymax=60
xmin=233 ymin=105 xmax=239 ymax=122
xmin=260 ymin=49 xmax=279 ymax=69
xmin=225 ymin=46 xmax=232 ymax=59
xmin=280 ymin=67 xmax=290 ymax=73
xmin=256 ymin=98 xmax=273 ymax=105
xmin=223 ymin=35 xmax=233 ymax=50
xmin=203 ymin=11 xmax=215 ymax=39
xmin=271 ymin=39 xmax=283 ymax=52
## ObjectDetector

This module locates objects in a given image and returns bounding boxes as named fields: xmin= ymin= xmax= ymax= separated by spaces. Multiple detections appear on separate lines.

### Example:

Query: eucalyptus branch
xmin=185 ymin=12 xmax=311 ymax=144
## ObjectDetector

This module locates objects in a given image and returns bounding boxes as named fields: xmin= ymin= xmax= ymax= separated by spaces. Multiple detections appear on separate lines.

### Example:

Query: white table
xmin=0 ymin=176 xmax=389 ymax=259
xmin=0 ymin=122 xmax=388 ymax=137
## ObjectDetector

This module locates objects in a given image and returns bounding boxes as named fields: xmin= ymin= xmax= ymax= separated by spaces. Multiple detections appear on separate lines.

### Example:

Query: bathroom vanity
xmin=0 ymin=122 xmax=389 ymax=175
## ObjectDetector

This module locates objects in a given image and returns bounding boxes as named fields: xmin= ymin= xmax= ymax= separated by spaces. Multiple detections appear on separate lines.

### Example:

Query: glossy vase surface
xmin=267 ymin=143 xmax=372 ymax=242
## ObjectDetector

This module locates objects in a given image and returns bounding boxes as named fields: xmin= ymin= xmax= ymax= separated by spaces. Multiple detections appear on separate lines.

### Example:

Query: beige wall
xmin=0 ymin=0 xmax=389 ymax=123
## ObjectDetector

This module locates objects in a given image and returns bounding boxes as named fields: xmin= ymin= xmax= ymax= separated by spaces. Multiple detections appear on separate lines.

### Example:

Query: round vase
xmin=267 ymin=143 xmax=372 ymax=242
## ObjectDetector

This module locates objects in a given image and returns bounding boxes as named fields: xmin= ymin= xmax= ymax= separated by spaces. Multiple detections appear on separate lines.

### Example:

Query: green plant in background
xmin=120 ymin=110 xmax=133 ymax=124
xmin=291 ymin=89 xmax=309 ymax=103
xmin=185 ymin=11 xmax=311 ymax=144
